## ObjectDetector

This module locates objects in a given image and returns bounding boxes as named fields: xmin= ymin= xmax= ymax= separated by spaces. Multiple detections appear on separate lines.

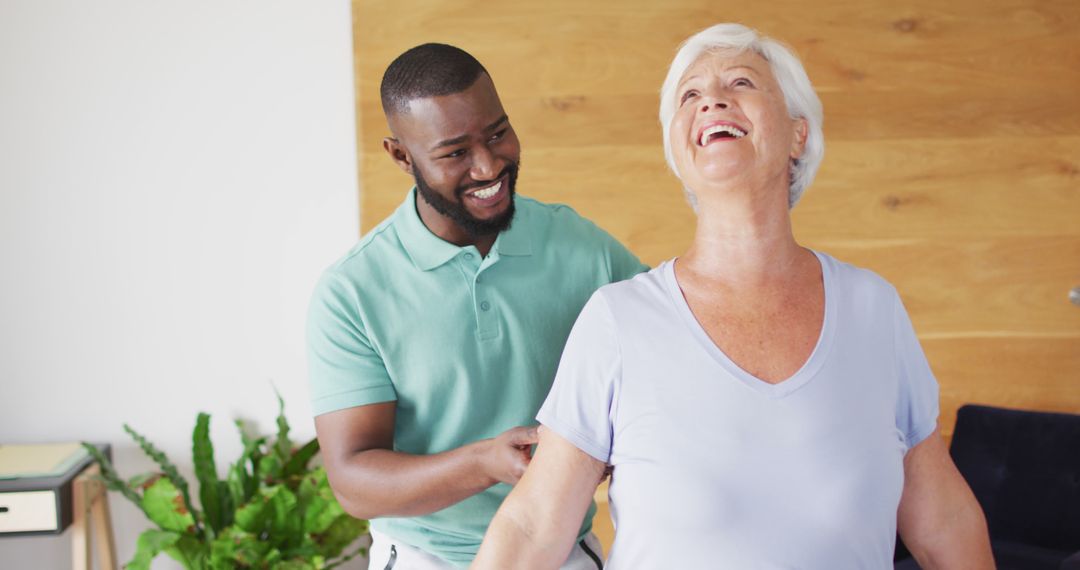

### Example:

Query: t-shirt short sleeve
xmin=306 ymin=271 xmax=397 ymax=416
xmin=537 ymin=291 xmax=621 ymax=463
xmin=892 ymin=291 xmax=940 ymax=450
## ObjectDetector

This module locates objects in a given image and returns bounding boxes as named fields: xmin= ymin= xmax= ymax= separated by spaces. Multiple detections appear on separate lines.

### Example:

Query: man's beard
xmin=413 ymin=162 xmax=518 ymax=238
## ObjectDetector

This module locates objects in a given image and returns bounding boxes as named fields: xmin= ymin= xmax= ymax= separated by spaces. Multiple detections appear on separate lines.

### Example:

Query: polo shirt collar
xmin=396 ymin=188 xmax=532 ymax=272
xmin=492 ymin=204 xmax=532 ymax=257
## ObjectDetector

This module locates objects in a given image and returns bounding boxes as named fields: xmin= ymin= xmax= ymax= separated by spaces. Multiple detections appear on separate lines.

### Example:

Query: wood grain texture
xmin=353 ymin=0 xmax=1080 ymax=554
xmin=928 ymin=336 xmax=1080 ymax=437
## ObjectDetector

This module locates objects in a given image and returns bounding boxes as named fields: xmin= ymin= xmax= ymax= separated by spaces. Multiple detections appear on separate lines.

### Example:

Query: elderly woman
xmin=471 ymin=23 xmax=993 ymax=569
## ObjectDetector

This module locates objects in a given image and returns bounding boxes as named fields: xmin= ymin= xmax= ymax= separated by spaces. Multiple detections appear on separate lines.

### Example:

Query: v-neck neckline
xmin=662 ymin=250 xmax=837 ymax=399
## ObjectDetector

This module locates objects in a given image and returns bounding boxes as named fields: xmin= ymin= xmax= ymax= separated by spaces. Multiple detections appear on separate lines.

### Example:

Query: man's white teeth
xmin=699 ymin=124 xmax=747 ymax=146
xmin=471 ymin=181 xmax=502 ymax=199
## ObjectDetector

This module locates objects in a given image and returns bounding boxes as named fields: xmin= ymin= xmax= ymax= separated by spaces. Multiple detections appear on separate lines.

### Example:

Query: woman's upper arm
xmin=897 ymin=427 xmax=993 ymax=568
xmin=898 ymin=426 xmax=955 ymax=533
xmin=478 ymin=424 xmax=606 ymax=570
xmin=512 ymin=425 xmax=606 ymax=529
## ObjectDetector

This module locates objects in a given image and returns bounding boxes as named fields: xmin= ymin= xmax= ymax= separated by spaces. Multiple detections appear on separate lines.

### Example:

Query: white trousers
xmin=368 ymin=529 xmax=605 ymax=570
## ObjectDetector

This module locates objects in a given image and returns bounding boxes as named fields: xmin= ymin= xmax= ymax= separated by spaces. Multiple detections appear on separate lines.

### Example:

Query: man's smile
xmin=461 ymin=173 xmax=510 ymax=209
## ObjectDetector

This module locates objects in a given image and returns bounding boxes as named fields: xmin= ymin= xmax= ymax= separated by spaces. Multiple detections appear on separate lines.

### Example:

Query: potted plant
xmin=83 ymin=393 xmax=368 ymax=570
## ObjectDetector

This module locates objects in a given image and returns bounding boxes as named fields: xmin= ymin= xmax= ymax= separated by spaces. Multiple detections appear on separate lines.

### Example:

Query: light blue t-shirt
xmin=538 ymin=252 xmax=939 ymax=569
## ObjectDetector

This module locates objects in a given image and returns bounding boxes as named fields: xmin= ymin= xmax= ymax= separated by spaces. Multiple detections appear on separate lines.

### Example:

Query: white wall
xmin=0 ymin=1 xmax=362 ymax=568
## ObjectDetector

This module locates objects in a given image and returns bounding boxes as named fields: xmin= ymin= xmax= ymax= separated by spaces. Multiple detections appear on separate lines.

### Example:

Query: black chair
xmin=896 ymin=404 xmax=1080 ymax=570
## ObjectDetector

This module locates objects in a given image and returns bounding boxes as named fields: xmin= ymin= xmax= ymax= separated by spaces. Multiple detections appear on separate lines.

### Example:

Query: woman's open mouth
xmin=697 ymin=122 xmax=748 ymax=146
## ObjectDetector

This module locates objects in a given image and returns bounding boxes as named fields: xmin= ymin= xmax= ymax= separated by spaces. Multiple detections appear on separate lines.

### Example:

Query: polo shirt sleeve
xmin=537 ymin=291 xmax=621 ymax=464
xmin=892 ymin=291 xmax=940 ymax=450
xmin=306 ymin=270 xmax=397 ymax=416
xmin=599 ymin=229 xmax=649 ymax=283
xmin=548 ymin=202 xmax=648 ymax=282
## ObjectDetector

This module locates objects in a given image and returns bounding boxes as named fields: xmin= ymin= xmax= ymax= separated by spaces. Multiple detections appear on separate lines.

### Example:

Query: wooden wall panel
xmin=797 ymin=138 xmax=1080 ymax=240
xmin=353 ymin=0 xmax=1080 ymax=549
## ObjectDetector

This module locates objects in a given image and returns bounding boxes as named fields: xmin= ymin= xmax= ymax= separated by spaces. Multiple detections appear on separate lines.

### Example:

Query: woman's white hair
xmin=659 ymin=23 xmax=824 ymax=208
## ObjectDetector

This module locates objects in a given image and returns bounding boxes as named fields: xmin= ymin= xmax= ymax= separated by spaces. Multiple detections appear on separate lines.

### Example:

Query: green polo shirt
xmin=307 ymin=188 xmax=646 ymax=566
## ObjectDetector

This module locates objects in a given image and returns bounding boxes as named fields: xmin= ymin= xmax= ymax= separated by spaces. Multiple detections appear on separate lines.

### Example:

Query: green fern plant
xmin=83 ymin=392 xmax=367 ymax=570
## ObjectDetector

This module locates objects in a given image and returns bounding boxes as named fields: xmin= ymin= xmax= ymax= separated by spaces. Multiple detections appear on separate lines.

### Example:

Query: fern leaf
xmin=274 ymin=388 xmax=293 ymax=462
xmin=124 ymin=423 xmax=203 ymax=537
xmin=141 ymin=477 xmax=196 ymax=534
xmin=235 ymin=419 xmax=266 ymax=483
xmin=80 ymin=442 xmax=143 ymax=507
xmin=193 ymin=412 xmax=222 ymax=538
xmin=282 ymin=438 xmax=319 ymax=478
xmin=126 ymin=529 xmax=182 ymax=570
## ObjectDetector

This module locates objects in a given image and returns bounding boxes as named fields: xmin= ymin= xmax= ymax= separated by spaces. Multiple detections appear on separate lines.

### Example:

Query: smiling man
xmin=306 ymin=44 xmax=646 ymax=569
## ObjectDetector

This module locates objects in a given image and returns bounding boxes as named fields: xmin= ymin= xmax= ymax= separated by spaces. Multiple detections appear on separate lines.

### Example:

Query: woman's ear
xmin=790 ymin=117 xmax=809 ymax=160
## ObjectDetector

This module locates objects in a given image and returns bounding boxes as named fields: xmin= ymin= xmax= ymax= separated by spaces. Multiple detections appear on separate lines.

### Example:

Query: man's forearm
xmin=329 ymin=440 xmax=497 ymax=520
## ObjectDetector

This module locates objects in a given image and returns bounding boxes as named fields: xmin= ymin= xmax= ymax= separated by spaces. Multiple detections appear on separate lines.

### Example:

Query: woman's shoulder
xmin=597 ymin=260 xmax=672 ymax=297
xmin=582 ymin=261 xmax=675 ymax=320
xmin=573 ymin=262 xmax=680 ymax=343
xmin=815 ymin=250 xmax=900 ymax=300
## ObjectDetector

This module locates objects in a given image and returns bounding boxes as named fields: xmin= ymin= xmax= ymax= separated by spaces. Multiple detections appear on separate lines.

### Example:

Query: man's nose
xmin=469 ymin=146 xmax=499 ymax=181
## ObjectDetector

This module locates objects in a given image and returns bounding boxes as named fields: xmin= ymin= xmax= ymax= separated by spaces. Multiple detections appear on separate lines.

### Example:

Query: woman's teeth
xmin=471 ymin=181 xmax=502 ymax=199
xmin=699 ymin=124 xmax=747 ymax=146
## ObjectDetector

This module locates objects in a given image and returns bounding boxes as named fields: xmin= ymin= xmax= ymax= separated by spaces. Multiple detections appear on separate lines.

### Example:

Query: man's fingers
xmin=506 ymin=425 xmax=539 ymax=446
xmin=508 ymin=455 xmax=530 ymax=484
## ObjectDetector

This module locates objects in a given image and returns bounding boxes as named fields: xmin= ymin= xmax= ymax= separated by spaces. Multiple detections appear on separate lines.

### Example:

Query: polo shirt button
xmin=464 ymin=253 xmax=474 ymax=260
xmin=480 ymin=301 xmax=491 ymax=311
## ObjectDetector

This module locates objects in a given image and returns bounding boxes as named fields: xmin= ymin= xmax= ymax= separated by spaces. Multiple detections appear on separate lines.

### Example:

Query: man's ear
xmin=383 ymin=137 xmax=413 ymax=174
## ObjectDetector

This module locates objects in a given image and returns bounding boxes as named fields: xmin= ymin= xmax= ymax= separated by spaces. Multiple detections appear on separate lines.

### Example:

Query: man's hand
xmin=318 ymin=404 xmax=538 ymax=519
xmin=482 ymin=425 xmax=539 ymax=485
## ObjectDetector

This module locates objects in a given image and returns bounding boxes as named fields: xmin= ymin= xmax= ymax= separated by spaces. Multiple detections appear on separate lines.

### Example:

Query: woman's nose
xmin=700 ymin=100 xmax=729 ymax=113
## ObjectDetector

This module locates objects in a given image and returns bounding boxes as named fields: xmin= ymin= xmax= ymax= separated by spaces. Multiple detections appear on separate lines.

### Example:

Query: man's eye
xmin=488 ymin=129 xmax=506 ymax=143
xmin=442 ymin=149 xmax=466 ymax=159
xmin=680 ymin=90 xmax=698 ymax=104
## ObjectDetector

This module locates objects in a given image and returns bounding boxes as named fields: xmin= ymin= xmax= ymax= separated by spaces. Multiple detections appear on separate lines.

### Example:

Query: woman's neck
xmin=679 ymin=186 xmax=804 ymax=286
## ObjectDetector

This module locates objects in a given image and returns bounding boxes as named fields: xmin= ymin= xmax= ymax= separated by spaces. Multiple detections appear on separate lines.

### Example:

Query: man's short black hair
xmin=380 ymin=43 xmax=488 ymax=116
